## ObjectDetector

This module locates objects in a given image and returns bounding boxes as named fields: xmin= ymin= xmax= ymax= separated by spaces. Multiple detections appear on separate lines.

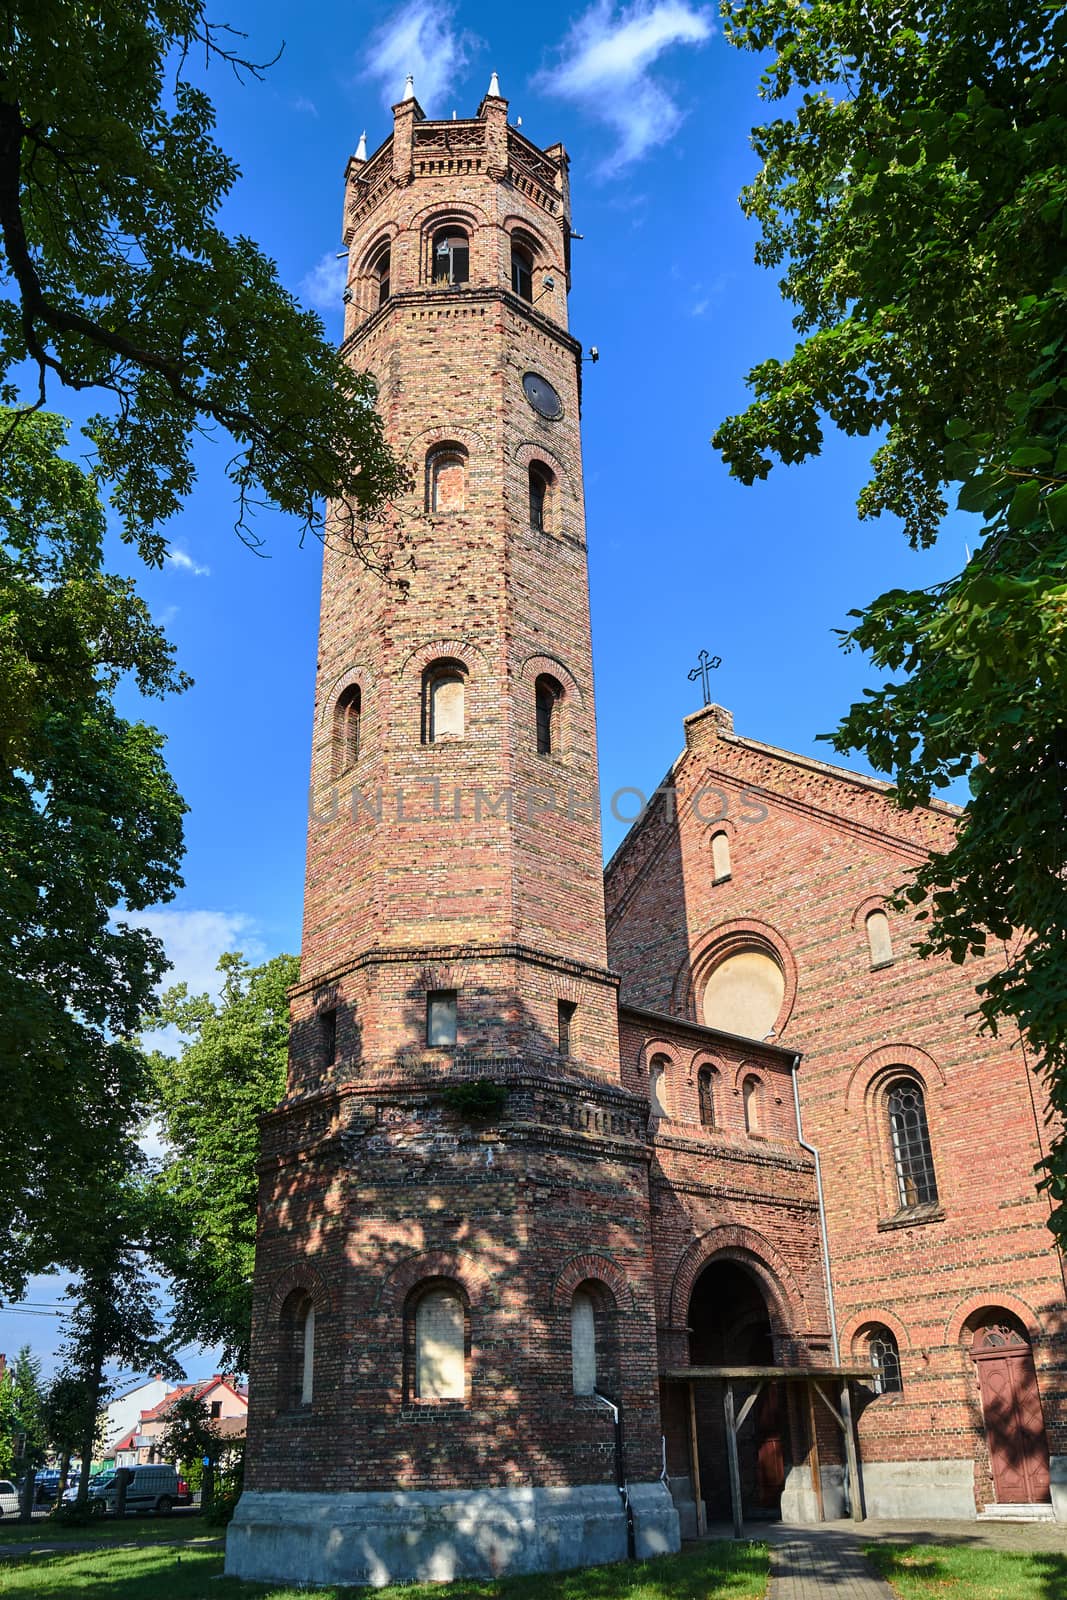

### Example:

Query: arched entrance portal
xmin=688 ymin=1259 xmax=787 ymax=1518
xmin=970 ymin=1313 xmax=1051 ymax=1506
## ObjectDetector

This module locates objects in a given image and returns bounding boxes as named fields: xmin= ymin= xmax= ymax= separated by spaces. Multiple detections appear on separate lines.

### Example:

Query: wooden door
xmin=973 ymin=1326 xmax=1051 ymax=1504
xmin=754 ymin=1380 xmax=785 ymax=1507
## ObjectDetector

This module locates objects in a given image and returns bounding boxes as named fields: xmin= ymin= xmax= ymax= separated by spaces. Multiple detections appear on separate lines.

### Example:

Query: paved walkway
xmin=766 ymin=1531 xmax=893 ymax=1600
xmin=0 ymin=1531 xmax=222 ymax=1561
xmin=700 ymin=1517 xmax=1066 ymax=1598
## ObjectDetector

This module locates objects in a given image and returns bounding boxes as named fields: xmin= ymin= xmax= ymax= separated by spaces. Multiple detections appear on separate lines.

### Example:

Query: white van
xmin=87 ymin=1464 xmax=179 ymax=1516
xmin=0 ymin=1479 xmax=19 ymax=1518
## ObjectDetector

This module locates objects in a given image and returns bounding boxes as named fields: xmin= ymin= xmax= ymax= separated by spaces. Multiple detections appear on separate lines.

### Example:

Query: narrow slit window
xmin=528 ymin=462 xmax=553 ymax=531
xmin=887 ymin=1079 xmax=938 ymax=1208
xmin=743 ymin=1074 xmax=761 ymax=1134
xmin=698 ymin=1067 xmax=717 ymax=1128
xmin=333 ymin=684 xmax=361 ymax=776
xmin=649 ymin=1053 xmax=669 ymax=1120
xmin=558 ymin=999 xmax=577 ymax=1056
xmin=321 ymin=1007 xmax=337 ymax=1066
xmin=426 ymin=989 xmax=458 ymax=1047
xmin=535 ymin=673 xmax=563 ymax=756
xmin=571 ymin=1290 xmax=597 ymax=1394
xmin=711 ymin=831 xmax=732 ymax=883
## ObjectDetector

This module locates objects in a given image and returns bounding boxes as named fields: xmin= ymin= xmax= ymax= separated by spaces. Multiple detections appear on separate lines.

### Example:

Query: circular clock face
xmin=522 ymin=371 xmax=563 ymax=420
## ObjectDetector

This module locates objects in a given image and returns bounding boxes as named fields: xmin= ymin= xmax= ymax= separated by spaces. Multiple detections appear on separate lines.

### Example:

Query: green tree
xmin=0 ymin=408 xmax=187 ymax=1297
xmin=715 ymin=1 xmax=1067 ymax=1233
xmin=0 ymin=1346 xmax=45 ymax=1481
xmin=1 ymin=1 xmax=409 ymax=564
xmin=41 ymin=1369 xmax=95 ymax=1512
xmin=149 ymin=951 xmax=298 ymax=1371
xmin=54 ymin=1177 xmax=182 ymax=1509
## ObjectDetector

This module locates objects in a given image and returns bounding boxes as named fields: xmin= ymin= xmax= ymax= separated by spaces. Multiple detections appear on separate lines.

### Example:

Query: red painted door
xmin=754 ymin=1380 xmax=785 ymax=1507
xmin=973 ymin=1328 xmax=1051 ymax=1504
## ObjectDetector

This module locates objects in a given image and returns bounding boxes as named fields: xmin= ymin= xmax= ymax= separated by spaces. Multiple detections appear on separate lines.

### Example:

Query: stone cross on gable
xmin=687 ymin=648 xmax=722 ymax=706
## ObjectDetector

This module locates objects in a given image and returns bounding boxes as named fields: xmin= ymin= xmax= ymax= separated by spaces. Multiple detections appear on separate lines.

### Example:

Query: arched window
xmin=414 ymin=1283 xmax=466 ymax=1399
xmin=367 ymin=240 xmax=391 ymax=308
xmin=432 ymin=227 xmax=469 ymax=286
xmin=333 ymin=684 xmax=361 ymax=776
xmin=711 ymin=831 xmax=732 ymax=883
xmin=280 ymin=1290 xmax=316 ymax=1409
xmin=423 ymin=660 xmax=466 ymax=743
xmin=571 ymin=1289 xmax=597 ymax=1394
xmin=528 ymin=461 xmax=553 ymax=530
xmin=427 ymin=444 xmax=467 ymax=513
xmin=855 ymin=1323 xmax=903 ymax=1395
xmin=648 ymin=1053 xmax=669 ymax=1120
xmin=743 ymin=1074 xmax=761 ymax=1135
xmin=887 ymin=1078 xmax=938 ymax=1208
xmin=511 ymin=240 xmax=534 ymax=301
xmin=535 ymin=673 xmax=563 ymax=756
xmin=702 ymin=949 xmax=785 ymax=1040
xmin=570 ymin=1280 xmax=619 ymax=1398
xmin=698 ymin=1066 xmax=717 ymax=1128
xmin=866 ymin=908 xmax=893 ymax=967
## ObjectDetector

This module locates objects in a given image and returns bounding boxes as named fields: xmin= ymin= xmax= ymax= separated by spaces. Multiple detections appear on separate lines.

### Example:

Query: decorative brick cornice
xmin=290 ymin=942 xmax=620 ymax=1001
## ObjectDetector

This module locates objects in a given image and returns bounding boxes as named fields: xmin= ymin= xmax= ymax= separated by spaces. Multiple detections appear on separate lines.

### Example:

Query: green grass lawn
xmin=0 ymin=1537 xmax=768 ymax=1600
xmin=865 ymin=1542 xmax=1067 ymax=1600
xmin=0 ymin=1515 xmax=212 ymax=1547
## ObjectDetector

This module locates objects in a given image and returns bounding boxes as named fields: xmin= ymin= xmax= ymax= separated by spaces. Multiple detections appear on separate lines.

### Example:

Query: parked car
xmin=176 ymin=1476 xmax=192 ymax=1507
xmin=0 ymin=1479 xmax=19 ymax=1518
xmin=86 ymin=1464 xmax=179 ymax=1516
xmin=61 ymin=1470 xmax=111 ymax=1507
xmin=33 ymin=1470 xmax=63 ymax=1505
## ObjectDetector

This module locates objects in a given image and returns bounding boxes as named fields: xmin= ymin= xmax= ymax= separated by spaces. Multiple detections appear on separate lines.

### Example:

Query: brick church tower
xmin=227 ymin=79 xmax=680 ymax=1586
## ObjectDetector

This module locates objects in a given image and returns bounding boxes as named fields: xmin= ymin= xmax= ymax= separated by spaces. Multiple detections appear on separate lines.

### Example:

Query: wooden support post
xmin=806 ymin=1382 xmax=824 ymax=1523
xmin=840 ymin=1379 xmax=864 ymax=1522
xmin=687 ymin=1381 xmax=706 ymax=1537
xmin=724 ymin=1380 xmax=744 ymax=1540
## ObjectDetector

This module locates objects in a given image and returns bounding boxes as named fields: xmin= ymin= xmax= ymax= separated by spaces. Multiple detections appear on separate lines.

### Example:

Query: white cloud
xmin=291 ymin=95 xmax=319 ymax=116
xmin=126 ymin=907 xmax=268 ymax=1057
xmin=535 ymin=0 xmax=714 ymax=173
xmin=125 ymin=908 xmax=266 ymax=1002
xmin=362 ymin=1 xmax=474 ymax=115
xmin=166 ymin=547 xmax=210 ymax=577
xmin=301 ymin=251 xmax=348 ymax=313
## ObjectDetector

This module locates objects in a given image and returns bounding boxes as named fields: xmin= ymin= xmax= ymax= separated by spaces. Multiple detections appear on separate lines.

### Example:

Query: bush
xmin=441 ymin=1080 xmax=507 ymax=1121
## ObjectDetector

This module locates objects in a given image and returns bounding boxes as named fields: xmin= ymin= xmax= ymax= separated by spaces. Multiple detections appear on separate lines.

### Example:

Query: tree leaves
xmin=0 ymin=409 xmax=187 ymax=1296
xmin=0 ymin=2 xmax=410 ymax=565
xmin=148 ymin=951 xmax=299 ymax=1371
xmin=718 ymin=0 xmax=1067 ymax=1240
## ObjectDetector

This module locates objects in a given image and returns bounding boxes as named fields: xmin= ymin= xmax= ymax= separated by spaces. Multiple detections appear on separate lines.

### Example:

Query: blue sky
xmin=2 ymin=0 xmax=971 ymax=1373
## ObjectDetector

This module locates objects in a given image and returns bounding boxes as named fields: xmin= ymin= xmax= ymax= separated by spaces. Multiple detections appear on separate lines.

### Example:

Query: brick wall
xmin=607 ymin=704 xmax=1067 ymax=1506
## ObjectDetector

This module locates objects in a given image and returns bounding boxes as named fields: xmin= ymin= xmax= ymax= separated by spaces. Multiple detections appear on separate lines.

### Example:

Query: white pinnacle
xmin=488 ymin=70 xmax=501 ymax=98
xmin=354 ymin=130 xmax=367 ymax=161
xmin=402 ymin=74 xmax=415 ymax=101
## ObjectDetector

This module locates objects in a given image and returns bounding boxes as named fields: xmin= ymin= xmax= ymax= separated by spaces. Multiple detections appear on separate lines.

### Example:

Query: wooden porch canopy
xmin=663 ymin=1364 xmax=875 ymax=1538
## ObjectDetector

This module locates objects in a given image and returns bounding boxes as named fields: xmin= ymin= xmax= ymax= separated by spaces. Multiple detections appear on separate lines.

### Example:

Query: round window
xmin=701 ymin=950 xmax=784 ymax=1040
xmin=522 ymin=371 xmax=563 ymax=420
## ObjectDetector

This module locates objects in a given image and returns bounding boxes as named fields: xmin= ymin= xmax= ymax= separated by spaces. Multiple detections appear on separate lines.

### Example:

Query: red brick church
xmin=226 ymin=78 xmax=1067 ymax=1587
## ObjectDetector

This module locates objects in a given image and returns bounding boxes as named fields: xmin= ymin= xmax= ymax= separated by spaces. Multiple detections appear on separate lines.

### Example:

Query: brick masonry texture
xmin=241 ymin=90 xmax=1066 ymax=1532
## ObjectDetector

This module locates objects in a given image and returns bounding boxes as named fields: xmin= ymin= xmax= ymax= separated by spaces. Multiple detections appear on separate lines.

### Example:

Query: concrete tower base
xmin=225 ymin=1483 xmax=680 ymax=1587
